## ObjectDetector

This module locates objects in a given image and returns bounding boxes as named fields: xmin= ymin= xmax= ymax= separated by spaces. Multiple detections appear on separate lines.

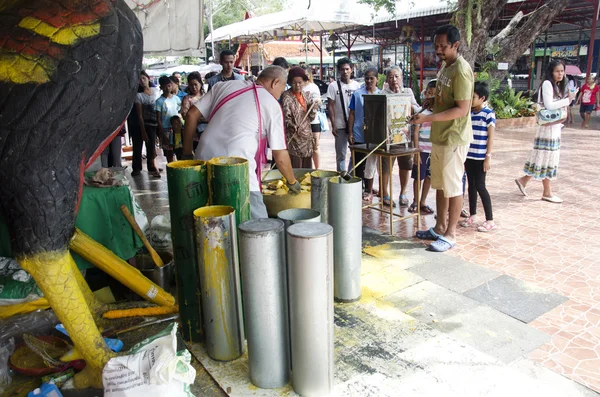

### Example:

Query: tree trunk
xmin=206 ymin=0 xmax=216 ymax=60
xmin=455 ymin=0 xmax=509 ymax=67
xmin=493 ymin=0 xmax=569 ymax=74
xmin=454 ymin=0 xmax=569 ymax=79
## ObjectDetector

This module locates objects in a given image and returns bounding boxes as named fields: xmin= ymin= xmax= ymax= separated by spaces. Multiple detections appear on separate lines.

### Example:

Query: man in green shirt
xmin=410 ymin=24 xmax=474 ymax=252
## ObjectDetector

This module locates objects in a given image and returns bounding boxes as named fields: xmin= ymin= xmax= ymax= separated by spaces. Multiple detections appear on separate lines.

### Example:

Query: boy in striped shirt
xmin=460 ymin=81 xmax=496 ymax=232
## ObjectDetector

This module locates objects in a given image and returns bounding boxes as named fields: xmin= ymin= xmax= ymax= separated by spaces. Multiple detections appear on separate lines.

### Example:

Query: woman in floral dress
xmin=281 ymin=67 xmax=318 ymax=168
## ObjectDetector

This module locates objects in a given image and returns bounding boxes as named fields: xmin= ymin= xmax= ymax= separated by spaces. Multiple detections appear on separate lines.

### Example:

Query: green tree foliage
xmin=359 ymin=0 xmax=396 ymax=15
xmin=205 ymin=0 xmax=287 ymax=37
xmin=362 ymin=0 xmax=569 ymax=80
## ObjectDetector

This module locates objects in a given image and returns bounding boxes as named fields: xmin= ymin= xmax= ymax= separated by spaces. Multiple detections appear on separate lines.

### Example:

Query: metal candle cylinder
xmin=194 ymin=205 xmax=245 ymax=361
xmin=238 ymin=218 xmax=289 ymax=389
xmin=208 ymin=157 xmax=250 ymax=227
xmin=310 ymin=170 xmax=338 ymax=224
xmin=277 ymin=208 xmax=321 ymax=229
xmin=328 ymin=176 xmax=362 ymax=302
xmin=166 ymin=160 xmax=208 ymax=342
xmin=287 ymin=223 xmax=334 ymax=397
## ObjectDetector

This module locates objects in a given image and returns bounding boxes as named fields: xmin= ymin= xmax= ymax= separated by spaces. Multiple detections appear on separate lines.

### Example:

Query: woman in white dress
xmin=515 ymin=60 xmax=578 ymax=203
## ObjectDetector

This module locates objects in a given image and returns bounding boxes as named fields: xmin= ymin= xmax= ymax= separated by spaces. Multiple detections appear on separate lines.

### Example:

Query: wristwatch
xmin=485 ymin=153 xmax=492 ymax=158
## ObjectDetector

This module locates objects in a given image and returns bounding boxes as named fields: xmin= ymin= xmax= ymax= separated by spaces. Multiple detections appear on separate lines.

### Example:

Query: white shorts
xmin=430 ymin=144 xmax=469 ymax=198
xmin=364 ymin=156 xmax=379 ymax=179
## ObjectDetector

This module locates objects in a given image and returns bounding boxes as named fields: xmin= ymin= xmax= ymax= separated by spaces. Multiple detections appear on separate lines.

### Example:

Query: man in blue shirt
xmin=348 ymin=68 xmax=380 ymax=201
xmin=207 ymin=49 xmax=244 ymax=91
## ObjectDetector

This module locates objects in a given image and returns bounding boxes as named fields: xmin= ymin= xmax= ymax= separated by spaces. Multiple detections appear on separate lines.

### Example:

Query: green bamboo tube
xmin=207 ymin=157 xmax=250 ymax=227
xmin=166 ymin=160 xmax=208 ymax=342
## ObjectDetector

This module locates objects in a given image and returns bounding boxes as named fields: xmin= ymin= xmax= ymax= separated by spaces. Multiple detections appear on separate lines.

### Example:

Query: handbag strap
xmin=337 ymin=80 xmax=349 ymax=128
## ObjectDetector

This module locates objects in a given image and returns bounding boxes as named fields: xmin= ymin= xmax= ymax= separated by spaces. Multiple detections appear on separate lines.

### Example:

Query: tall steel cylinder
xmin=277 ymin=208 xmax=321 ymax=229
xmin=208 ymin=157 xmax=250 ymax=227
xmin=328 ymin=176 xmax=362 ymax=302
xmin=310 ymin=170 xmax=338 ymax=224
xmin=238 ymin=219 xmax=289 ymax=389
xmin=166 ymin=160 xmax=208 ymax=342
xmin=287 ymin=223 xmax=334 ymax=397
xmin=194 ymin=205 xmax=245 ymax=361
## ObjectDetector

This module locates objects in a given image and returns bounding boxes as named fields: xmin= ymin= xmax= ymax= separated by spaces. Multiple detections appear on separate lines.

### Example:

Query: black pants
xmin=129 ymin=123 xmax=143 ymax=172
xmin=465 ymin=159 xmax=493 ymax=220
xmin=130 ymin=123 xmax=158 ymax=172
xmin=354 ymin=142 xmax=367 ymax=190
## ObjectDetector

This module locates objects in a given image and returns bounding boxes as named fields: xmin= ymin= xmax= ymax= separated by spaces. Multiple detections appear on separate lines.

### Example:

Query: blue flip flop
xmin=428 ymin=236 xmax=456 ymax=252
xmin=415 ymin=227 xmax=440 ymax=240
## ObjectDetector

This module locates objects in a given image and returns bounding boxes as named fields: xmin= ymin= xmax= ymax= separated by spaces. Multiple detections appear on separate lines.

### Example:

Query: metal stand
xmin=350 ymin=144 xmax=422 ymax=236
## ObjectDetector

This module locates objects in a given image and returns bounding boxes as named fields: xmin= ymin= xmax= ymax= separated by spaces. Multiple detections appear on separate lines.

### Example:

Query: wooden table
xmin=349 ymin=144 xmax=422 ymax=236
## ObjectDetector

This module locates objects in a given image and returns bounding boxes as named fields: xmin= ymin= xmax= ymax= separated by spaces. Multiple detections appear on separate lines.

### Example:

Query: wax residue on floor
xmin=362 ymin=244 xmax=395 ymax=259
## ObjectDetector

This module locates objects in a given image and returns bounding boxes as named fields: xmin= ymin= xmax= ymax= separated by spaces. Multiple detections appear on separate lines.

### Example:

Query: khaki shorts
xmin=430 ymin=144 xmax=469 ymax=198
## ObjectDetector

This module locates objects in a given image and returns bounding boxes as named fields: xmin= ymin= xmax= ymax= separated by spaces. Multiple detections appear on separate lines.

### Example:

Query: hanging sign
xmin=551 ymin=45 xmax=579 ymax=58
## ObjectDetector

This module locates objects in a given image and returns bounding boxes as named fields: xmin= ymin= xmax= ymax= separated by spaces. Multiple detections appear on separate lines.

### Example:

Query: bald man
xmin=182 ymin=66 xmax=300 ymax=219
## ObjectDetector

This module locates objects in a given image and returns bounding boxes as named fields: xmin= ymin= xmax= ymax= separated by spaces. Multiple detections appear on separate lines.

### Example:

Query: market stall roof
xmin=206 ymin=0 xmax=376 ymax=43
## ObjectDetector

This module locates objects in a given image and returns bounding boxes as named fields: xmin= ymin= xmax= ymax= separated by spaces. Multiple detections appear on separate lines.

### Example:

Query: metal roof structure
xmin=346 ymin=0 xmax=599 ymax=46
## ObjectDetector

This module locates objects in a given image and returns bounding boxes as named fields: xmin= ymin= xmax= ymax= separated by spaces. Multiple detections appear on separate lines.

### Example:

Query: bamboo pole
xmin=166 ymin=160 xmax=208 ymax=342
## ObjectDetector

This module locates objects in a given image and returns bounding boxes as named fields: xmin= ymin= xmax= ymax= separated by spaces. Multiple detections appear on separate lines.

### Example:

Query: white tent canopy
xmin=206 ymin=0 xmax=377 ymax=43
xmin=126 ymin=0 xmax=205 ymax=57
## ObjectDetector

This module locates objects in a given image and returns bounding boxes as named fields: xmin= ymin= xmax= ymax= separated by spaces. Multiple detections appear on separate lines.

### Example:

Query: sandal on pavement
xmin=408 ymin=202 xmax=417 ymax=213
xmin=362 ymin=192 xmax=373 ymax=203
xmin=399 ymin=195 xmax=409 ymax=206
xmin=372 ymin=189 xmax=379 ymax=196
xmin=428 ymin=236 xmax=456 ymax=252
xmin=459 ymin=216 xmax=474 ymax=228
xmin=515 ymin=178 xmax=527 ymax=196
xmin=421 ymin=204 xmax=434 ymax=214
xmin=460 ymin=209 xmax=469 ymax=218
xmin=383 ymin=195 xmax=396 ymax=208
xmin=477 ymin=221 xmax=497 ymax=232
xmin=415 ymin=227 xmax=440 ymax=240
xmin=542 ymin=196 xmax=563 ymax=203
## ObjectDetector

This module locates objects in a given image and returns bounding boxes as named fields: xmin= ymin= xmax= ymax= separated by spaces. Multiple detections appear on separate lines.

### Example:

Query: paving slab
xmin=409 ymin=256 xmax=500 ymax=293
xmin=361 ymin=267 xmax=423 ymax=298
xmin=433 ymin=305 xmax=551 ymax=364
xmin=362 ymin=226 xmax=399 ymax=247
xmin=509 ymin=359 xmax=600 ymax=397
xmin=385 ymin=280 xmax=482 ymax=323
xmin=464 ymin=274 xmax=569 ymax=323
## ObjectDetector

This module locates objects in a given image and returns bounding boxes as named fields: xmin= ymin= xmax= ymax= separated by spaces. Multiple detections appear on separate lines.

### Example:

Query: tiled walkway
xmin=318 ymin=121 xmax=600 ymax=392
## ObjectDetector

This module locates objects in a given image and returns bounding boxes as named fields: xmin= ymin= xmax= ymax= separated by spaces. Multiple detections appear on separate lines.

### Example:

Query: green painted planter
xmin=166 ymin=160 xmax=208 ymax=342
xmin=208 ymin=157 xmax=250 ymax=227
